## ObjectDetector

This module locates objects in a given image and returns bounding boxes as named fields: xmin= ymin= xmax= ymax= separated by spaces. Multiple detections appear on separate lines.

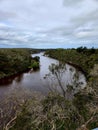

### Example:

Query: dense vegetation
xmin=44 ymin=47 xmax=98 ymax=129
xmin=0 ymin=48 xmax=40 ymax=79
xmin=30 ymin=56 xmax=40 ymax=70
xmin=45 ymin=47 xmax=98 ymax=77
xmin=0 ymin=47 xmax=98 ymax=130
xmin=3 ymin=88 xmax=97 ymax=130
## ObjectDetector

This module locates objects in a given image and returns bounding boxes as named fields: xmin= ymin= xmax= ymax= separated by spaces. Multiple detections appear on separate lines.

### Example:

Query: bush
xmin=30 ymin=61 xmax=39 ymax=70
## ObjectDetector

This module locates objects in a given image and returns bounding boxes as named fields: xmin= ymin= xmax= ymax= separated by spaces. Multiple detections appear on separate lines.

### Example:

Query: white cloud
xmin=0 ymin=0 xmax=98 ymax=48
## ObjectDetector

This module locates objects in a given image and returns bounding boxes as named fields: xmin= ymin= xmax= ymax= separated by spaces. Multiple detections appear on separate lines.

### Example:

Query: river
xmin=0 ymin=52 xmax=87 ymax=97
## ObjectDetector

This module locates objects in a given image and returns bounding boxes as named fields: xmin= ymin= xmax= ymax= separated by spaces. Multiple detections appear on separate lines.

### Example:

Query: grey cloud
xmin=0 ymin=28 xmax=29 ymax=43
xmin=0 ymin=0 xmax=98 ymax=48
xmin=70 ymin=8 xmax=98 ymax=39
xmin=63 ymin=0 xmax=84 ymax=6
xmin=0 ymin=38 xmax=9 ymax=41
xmin=0 ymin=10 xmax=16 ymax=20
xmin=72 ymin=9 xmax=98 ymax=26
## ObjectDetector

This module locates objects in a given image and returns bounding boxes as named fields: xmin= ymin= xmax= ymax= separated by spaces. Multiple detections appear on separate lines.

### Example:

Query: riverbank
xmin=45 ymin=48 xmax=98 ymax=78
xmin=0 ymin=49 xmax=98 ymax=130
xmin=0 ymin=69 xmax=30 ymax=85
xmin=44 ymin=48 xmax=98 ymax=129
xmin=0 ymin=52 xmax=58 ymax=96
xmin=0 ymin=48 xmax=40 ymax=80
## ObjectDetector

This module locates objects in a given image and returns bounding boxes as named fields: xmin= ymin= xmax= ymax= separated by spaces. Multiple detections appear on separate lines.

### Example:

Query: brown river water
xmin=0 ymin=52 xmax=87 ymax=97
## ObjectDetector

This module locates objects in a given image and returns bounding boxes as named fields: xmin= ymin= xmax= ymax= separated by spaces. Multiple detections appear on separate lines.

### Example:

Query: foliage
xmin=0 ymin=70 xmax=97 ymax=130
xmin=29 ymin=56 xmax=40 ymax=70
xmin=45 ymin=47 xmax=98 ymax=77
xmin=0 ymin=49 xmax=40 ymax=79
xmin=45 ymin=63 xmax=85 ymax=99
xmin=10 ymin=105 xmax=33 ymax=130
xmin=9 ymin=93 xmax=80 ymax=130
xmin=44 ymin=47 xmax=98 ymax=129
xmin=9 ymin=92 xmax=98 ymax=130
xmin=0 ymin=47 xmax=98 ymax=130
xmin=30 ymin=61 xmax=39 ymax=70
xmin=32 ymin=56 xmax=40 ymax=62
xmin=0 ymin=87 xmax=43 ymax=130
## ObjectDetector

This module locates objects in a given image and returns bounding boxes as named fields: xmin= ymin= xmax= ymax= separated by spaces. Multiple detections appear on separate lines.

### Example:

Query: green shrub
xmin=30 ymin=61 xmax=39 ymax=70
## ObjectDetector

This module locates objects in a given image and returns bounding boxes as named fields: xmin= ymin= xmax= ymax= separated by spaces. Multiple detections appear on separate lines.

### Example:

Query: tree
xmin=45 ymin=63 xmax=84 ymax=99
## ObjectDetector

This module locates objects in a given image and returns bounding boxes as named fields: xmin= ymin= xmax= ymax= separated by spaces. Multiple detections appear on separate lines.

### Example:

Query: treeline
xmin=0 ymin=48 xmax=40 ymax=79
xmin=45 ymin=47 xmax=98 ymax=77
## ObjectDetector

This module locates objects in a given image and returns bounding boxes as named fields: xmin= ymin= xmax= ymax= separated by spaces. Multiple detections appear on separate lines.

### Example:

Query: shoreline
xmin=45 ymin=55 xmax=87 ymax=78
xmin=0 ymin=68 xmax=30 ymax=85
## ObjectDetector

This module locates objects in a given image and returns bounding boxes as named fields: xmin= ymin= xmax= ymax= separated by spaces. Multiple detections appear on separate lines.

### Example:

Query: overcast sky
xmin=0 ymin=0 xmax=98 ymax=48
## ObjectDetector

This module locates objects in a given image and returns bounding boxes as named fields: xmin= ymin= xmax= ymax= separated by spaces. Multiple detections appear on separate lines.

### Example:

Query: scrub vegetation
xmin=0 ymin=47 xmax=98 ymax=130
xmin=45 ymin=47 xmax=98 ymax=77
xmin=0 ymin=48 xmax=40 ymax=79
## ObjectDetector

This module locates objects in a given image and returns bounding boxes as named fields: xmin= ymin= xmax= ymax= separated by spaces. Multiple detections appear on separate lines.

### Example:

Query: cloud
xmin=63 ymin=0 xmax=83 ymax=6
xmin=0 ymin=0 xmax=98 ymax=48
xmin=0 ymin=10 xmax=16 ymax=21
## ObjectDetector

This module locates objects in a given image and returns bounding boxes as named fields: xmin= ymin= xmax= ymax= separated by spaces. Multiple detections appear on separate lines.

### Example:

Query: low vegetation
xmin=0 ymin=86 xmax=97 ymax=130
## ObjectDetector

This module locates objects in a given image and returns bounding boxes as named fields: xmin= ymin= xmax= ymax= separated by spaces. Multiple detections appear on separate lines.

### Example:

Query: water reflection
xmin=0 ymin=52 xmax=58 ymax=97
xmin=0 ymin=52 xmax=86 ymax=98
xmin=0 ymin=77 xmax=14 ymax=86
xmin=14 ymin=74 xmax=23 ymax=82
